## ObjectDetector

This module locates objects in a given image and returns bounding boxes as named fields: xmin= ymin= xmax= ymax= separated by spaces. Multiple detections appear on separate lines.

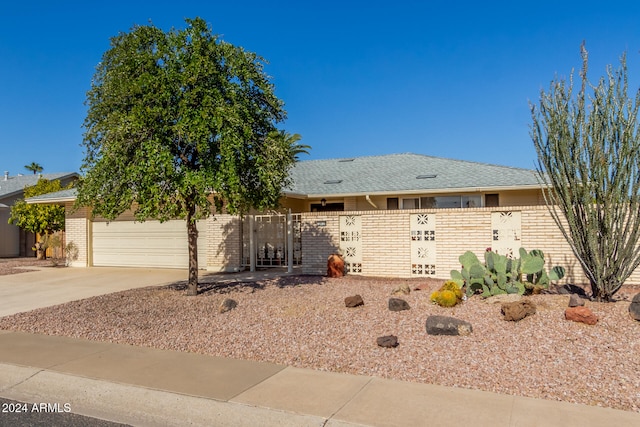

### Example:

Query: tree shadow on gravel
xmin=163 ymin=274 xmax=328 ymax=295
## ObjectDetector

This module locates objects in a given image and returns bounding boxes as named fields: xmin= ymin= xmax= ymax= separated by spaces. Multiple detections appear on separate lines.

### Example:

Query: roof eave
xmin=301 ymin=184 xmax=544 ymax=199
xmin=26 ymin=196 xmax=78 ymax=204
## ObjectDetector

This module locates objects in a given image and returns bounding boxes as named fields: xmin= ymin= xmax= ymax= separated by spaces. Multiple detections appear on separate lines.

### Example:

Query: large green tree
xmin=530 ymin=44 xmax=640 ymax=301
xmin=9 ymin=178 xmax=67 ymax=258
xmin=77 ymin=17 xmax=296 ymax=295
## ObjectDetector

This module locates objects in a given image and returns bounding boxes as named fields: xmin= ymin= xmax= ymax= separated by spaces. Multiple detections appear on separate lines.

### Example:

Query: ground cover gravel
xmin=1 ymin=265 xmax=639 ymax=413
xmin=0 ymin=258 xmax=54 ymax=275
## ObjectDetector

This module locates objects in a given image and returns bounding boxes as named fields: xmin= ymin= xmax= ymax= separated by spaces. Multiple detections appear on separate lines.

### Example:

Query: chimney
xmin=3 ymin=171 xmax=7 ymax=181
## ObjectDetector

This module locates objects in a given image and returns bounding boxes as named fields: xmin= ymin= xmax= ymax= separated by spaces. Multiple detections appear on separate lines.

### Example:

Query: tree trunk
xmin=186 ymin=208 xmax=199 ymax=296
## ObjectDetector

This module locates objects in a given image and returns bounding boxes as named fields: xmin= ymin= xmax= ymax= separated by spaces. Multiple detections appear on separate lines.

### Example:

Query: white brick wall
xmin=64 ymin=203 xmax=89 ymax=267
xmin=299 ymin=206 xmax=595 ymax=283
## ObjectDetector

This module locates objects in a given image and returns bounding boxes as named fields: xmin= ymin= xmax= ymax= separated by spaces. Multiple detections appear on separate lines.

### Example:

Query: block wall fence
xmin=297 ymin=205 xmax=640 ymax=285
xmin=63 ymin=203 xmax=640 ymax=285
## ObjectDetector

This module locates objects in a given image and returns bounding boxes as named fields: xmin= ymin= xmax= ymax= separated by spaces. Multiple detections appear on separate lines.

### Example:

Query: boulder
xmin=345 ymin=294 xmax=364 ymax=308
xmin=327 ymin=254 xmax=345 ymax=278
xmin=565 ymin=306 xmax=598 ymax=325
xmin=388 ymin=298 xmax=410 ymax=312
xmin=426 ymin=315 xmax=472 ymax=336
xmin=568 ymin=293 xmax=585 ymax=307
xmin=630 ymin=293 xmax=640 ymax=321
xmin=391 ymin=284 xmax=411 ymax=296
xmin=376 ymin=335 xmax=399 ymax=348
xmin=218 ymin=298 xmax=238 ymax=314
xmin=501 ymin=299 xmax=536 ymax=321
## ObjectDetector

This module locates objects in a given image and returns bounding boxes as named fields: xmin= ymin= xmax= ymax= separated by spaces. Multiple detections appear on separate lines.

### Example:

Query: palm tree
xmin=269 ymin=130 xmax=310 ymax=161
xmin=24 ymin=162 xmax=43 ymax=175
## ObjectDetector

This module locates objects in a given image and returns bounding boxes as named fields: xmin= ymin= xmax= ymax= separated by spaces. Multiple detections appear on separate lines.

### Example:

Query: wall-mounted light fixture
xmin=321 ymin=198 xmax=326 ymax=207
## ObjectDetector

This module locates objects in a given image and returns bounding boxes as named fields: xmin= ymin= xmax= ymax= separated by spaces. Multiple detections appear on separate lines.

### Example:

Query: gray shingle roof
xmin=21 ymin=154 xmax=542 ymax=203
xmin=0 ymin=173 xmax=79 ymax=201
xmin=286 ymin=153 xmax=541 ymax=197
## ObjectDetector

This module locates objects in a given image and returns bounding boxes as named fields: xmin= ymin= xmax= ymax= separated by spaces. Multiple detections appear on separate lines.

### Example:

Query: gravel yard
xmin=0 ymin=261 xmax=639 ymax=413
xmin=0 ymin=257 xmax=56 ymax=275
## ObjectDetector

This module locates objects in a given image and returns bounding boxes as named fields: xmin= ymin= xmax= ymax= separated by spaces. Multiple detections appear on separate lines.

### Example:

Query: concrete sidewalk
xmin=0 ymin=331 xmax=638 ymax=427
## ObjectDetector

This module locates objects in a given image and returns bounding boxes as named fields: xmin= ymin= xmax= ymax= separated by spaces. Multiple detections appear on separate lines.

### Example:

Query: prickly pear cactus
xmin=450 ymin=248 xmax=565 ymax=298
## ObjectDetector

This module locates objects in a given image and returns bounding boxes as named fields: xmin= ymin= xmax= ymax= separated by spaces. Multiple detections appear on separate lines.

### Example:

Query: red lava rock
xmin=327 ymin=254 xmax=345 ymax=278
xmin=565 ymin=306 xmax=598 ymax=325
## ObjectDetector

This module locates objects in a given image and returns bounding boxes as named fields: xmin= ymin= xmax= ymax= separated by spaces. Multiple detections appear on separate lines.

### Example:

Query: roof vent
xmin=338 ymin=158 xmax=355 ymax=162
xmin=3 ymin=171 xmax=7 ymax=181
xmin=323 ymin=179 xmax=343 ymax=184
xmin=416 ymin=174 xmax=437 ymax=179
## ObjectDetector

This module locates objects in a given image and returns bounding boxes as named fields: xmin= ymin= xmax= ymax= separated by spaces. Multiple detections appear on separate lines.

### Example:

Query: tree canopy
xmin=77 ymin=17 xmax=297 ymax=295
xmin=530 ymin=43 xmax=640 ymax=301
xmin=8 ymin=178 xmax=67 ymax=236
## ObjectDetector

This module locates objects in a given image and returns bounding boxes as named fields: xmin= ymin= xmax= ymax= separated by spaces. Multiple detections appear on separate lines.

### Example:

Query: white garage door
xmin=92 ymin=220 xmax=208 ymax=269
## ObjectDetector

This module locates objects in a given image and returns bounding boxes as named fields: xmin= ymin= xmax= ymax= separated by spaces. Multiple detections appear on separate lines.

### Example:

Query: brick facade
xmin=64 ymin=202 xmax=89 ymax=267
xmin=298 ymin=206 xmax=599 ymax=284
xmin=206 ymin=214 xmax=243 ymax=272
xmin=65 ymin=205 xmax=640 ymax=286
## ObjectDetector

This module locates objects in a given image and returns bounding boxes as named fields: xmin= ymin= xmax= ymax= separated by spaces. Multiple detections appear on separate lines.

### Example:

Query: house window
xmin=402 ymin=198 xmax=418 ymax=209
xmin=387 ymin=198 xmax=399 ymax=210
xmin=430 ymin=196 xmax=460 ymax=208
xmin=462 ymin=195 xmax=481 ymax=208
xmin=399 ymin=195 xmax=482 ymax=209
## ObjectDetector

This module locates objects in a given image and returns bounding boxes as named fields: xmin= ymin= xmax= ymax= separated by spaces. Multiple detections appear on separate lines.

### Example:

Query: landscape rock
xmin=568 ymin=293 xmax=585 ymax=307
xmin=501 ymin=299 xmax=537 ymax=321
xmin=388 ymin=298 xmax=410 ymax=311
xmin=218 ymin=298 xmax=238 ymax=314
xmin=630 ymin=293 xmax=640 ymax=321
xmin=376 ymin=335 xmax=399 ymax=348
xmin=327 ymin=254 xmax=345 ymax=278
xmin=413 ymin=283 xmax=431 ymax=291
xmin=344 ymin=294 xmax=364 ymax=308
xmin=391 ymin=284 xmax=411 ymax=296
xmin=426 ymin=315 xmax=472 ymax=336
xmin=565 ymin=306 xmax=598 ymax=325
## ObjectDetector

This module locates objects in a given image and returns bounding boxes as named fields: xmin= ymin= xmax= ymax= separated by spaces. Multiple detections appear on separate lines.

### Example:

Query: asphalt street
xmin=0 ymin=398 xmax=131 ymax=427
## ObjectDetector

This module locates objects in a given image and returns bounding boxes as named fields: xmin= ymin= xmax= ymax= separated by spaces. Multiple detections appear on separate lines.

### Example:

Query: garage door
xmin=92 ymin=220 xmax=208 ymax=269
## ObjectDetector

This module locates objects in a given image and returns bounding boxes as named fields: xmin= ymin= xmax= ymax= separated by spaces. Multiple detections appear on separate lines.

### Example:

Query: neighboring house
xmin=279 ymin=153 xmax=544 ymax=212
xmin=0 ymin=171 xmax=78 ymax=257
xmin=27 ymin=153 xmax=551 ymax=273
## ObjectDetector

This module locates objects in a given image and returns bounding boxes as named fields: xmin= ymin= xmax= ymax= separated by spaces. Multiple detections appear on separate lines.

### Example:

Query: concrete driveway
xmin=0 ymin=267 xmax=189 ymax=317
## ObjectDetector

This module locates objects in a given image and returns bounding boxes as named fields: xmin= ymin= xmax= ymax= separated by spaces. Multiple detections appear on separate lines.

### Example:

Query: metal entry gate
xmin=242 ymin=213 xmax=301 ymax=268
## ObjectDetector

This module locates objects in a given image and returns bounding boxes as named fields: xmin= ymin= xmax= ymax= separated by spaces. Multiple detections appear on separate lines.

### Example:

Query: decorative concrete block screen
xmin=491 ymin=211 xmax=522 ymax=258
xmin=340 ymin=215 xmax=363 ymax=273
xmin=410 ymin=213 xmax=436 ymax=276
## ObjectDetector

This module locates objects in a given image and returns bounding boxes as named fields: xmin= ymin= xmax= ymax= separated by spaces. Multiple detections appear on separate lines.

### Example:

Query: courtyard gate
xmin=242 ymin=213 xmax=302 ymax=269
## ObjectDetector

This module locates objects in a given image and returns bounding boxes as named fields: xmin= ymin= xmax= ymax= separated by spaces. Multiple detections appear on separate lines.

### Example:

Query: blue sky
xmin=2 ymin=1 xmax=640 ymax=175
